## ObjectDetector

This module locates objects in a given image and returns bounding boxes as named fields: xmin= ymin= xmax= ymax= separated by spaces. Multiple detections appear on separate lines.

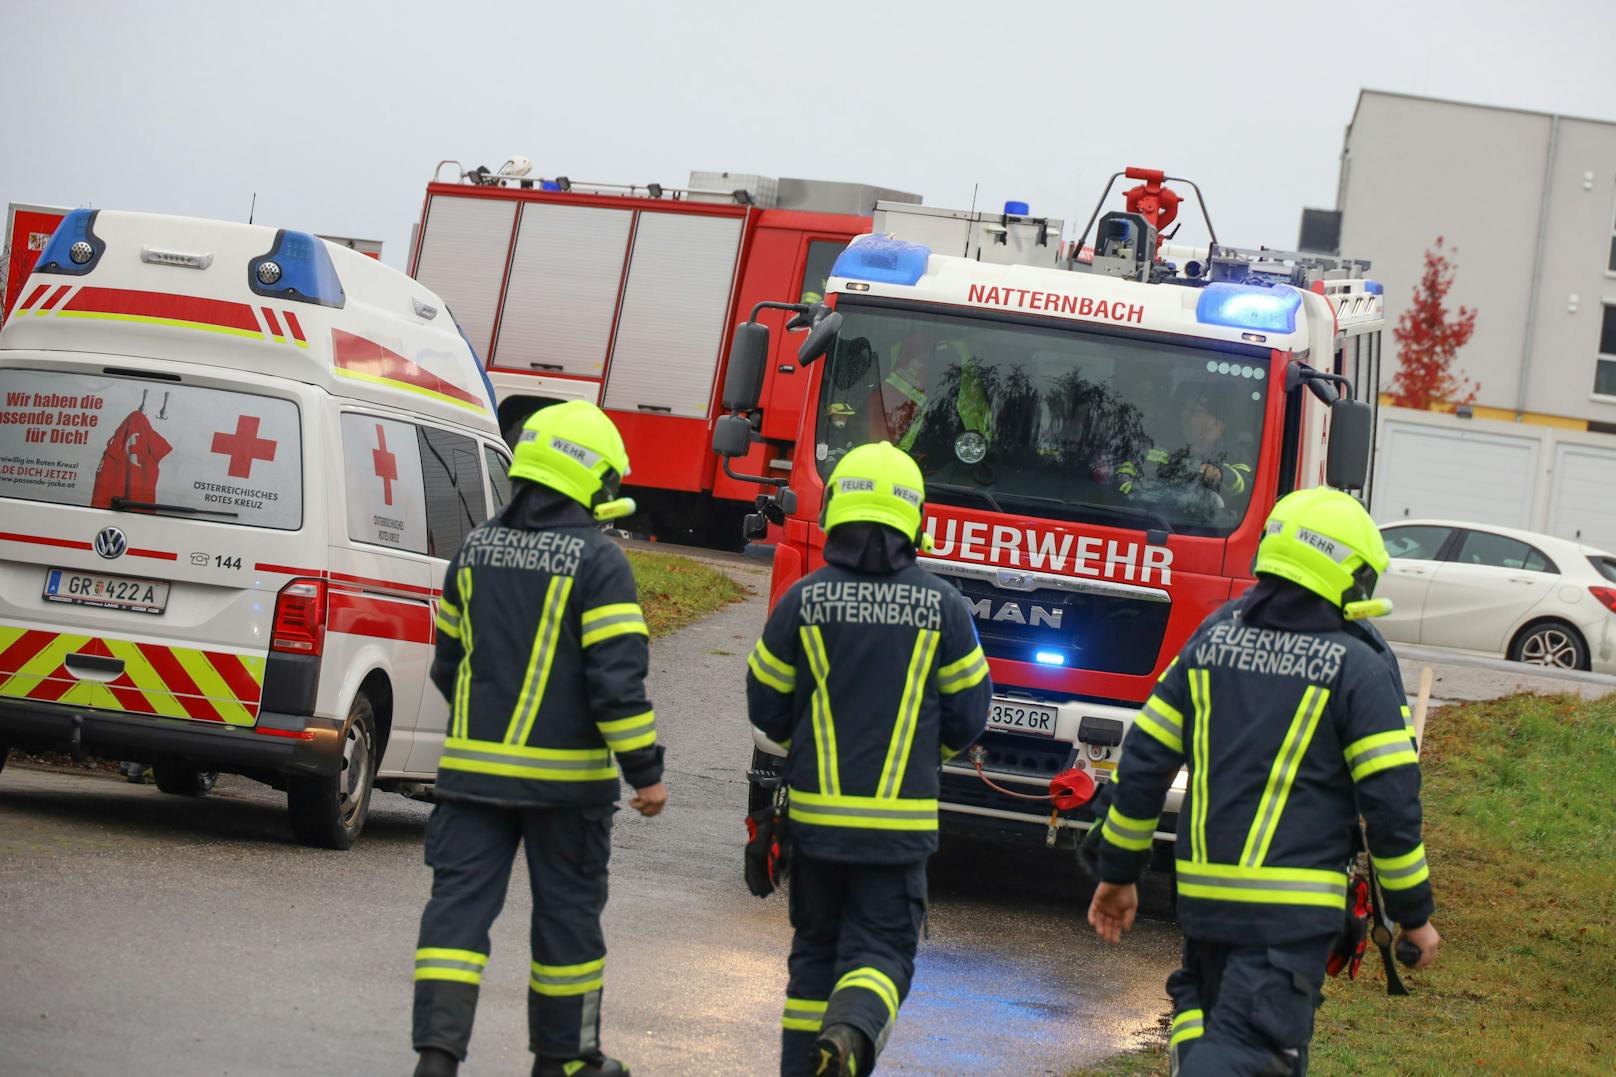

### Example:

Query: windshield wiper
xmin=926 ymin=482 xmax=1004 ymax=514
xmin=109 ymin=497 xmax=240 ymax=518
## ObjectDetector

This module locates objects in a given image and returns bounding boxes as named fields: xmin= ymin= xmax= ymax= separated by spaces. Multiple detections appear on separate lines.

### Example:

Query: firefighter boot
xmin=532 ymin=1051 xmax=630 ymax=1077
xmin=811 ymin=1024 xmax=871 ymax=1077
xmin=411 ymin=1047 xmax=458 ymax=1077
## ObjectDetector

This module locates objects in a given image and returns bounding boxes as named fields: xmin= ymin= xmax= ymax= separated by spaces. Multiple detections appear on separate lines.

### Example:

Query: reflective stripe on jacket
xmin=746 ymin=560 xmax=992 ymax=863
xmin=430 ymin=490 xmax=662 ymax=807
xmin=1098 ymin=590 xmax=1433 ymax=944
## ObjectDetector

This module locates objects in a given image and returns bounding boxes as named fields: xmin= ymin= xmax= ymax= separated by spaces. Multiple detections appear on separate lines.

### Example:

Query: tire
xmin=152 ymin=764 xmax=219 ymax=797
xmin=1509 ymin=621 xmax=1590 ymax=671
xmin=287 ymin=692 xmax=378 ymax=849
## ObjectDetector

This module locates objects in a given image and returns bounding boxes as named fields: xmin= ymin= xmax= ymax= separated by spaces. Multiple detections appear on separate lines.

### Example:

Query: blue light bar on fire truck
xmin=831 ymin=236 xmax=931 ymax=286
xmin=249 ymin=229 xmax=346 ymax=308
xmin=1195 ymin=282 xmax=1302 ymax=334
xmin=33 ymin=209 xmax=105 ymax=276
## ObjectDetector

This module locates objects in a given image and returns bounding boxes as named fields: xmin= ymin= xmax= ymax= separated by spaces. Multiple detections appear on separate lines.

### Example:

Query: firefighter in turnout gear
xmin=1088 ymin=488 xmax=1440 ymax=1075
xmin=747 ymin=442 xmax=992 ymax=1076
xmin=411 ymin=401 xmax=667 ymax=1077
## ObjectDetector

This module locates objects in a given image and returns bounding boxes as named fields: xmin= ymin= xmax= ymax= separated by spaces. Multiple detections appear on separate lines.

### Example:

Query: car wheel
xmin=287 ymin=692 xmax=378 ymax=850
xmin=1510 ymin=622 xmax=1590 ymax=671
xmin=152 ymin=764 xmax=219 ymax=797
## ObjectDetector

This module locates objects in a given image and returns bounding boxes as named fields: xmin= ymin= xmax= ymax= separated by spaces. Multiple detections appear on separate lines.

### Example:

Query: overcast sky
xmin=5 ymin=0 xmax=1614 ymax=267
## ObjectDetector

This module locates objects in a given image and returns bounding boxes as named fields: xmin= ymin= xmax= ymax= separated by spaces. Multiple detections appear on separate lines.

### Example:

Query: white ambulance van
xmin=0 ymin=210 xmax=511 ymax=848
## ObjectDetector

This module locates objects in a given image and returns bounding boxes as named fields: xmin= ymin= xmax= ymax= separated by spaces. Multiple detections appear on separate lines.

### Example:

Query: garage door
xmin=1373 ymin=421 xmax=1538 ymax=527
xmin=1548 ymin=443 xmax=1616 ymax=551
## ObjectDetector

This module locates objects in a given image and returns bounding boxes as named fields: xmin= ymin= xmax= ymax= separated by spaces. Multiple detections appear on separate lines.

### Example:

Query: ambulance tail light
xmin=1195 ymin=283 xmax=1301 ymax=333
xmin=831 ymin=236 xmax=930 ymax=286
xmin=1589 ymin=586 xmax=1616 ymax=614
xmin=34 ymin=209 xmax=106 ymax=276
xmin=272 ymin=579 xmax=327 ymax=656
xmin=249 ymin=229 xmax=346 ymax=308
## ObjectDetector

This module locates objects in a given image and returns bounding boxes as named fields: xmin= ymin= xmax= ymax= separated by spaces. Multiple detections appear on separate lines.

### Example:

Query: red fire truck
xmin=3 ymin=203 xmax=69 ymax=323
xmin=408 ymin=164 xmax=919 ymax=545
xmin=717 ymin=168 xmax=1385 ymax=859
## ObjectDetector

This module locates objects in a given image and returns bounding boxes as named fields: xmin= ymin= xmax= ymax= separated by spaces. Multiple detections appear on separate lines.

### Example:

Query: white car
xmin=1376 ymin=519 xmax=1616 ymax=674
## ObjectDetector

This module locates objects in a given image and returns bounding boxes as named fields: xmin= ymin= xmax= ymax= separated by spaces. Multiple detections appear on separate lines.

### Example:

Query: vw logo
xmin=94 ymin=527 xmax=128 ymax=560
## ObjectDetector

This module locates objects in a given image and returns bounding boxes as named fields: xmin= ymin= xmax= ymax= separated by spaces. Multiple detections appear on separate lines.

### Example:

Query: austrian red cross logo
xmin=372 ymin=424 xmax=399 ymax=505
xmin=211 ymin=415 xmax=278 ymax=479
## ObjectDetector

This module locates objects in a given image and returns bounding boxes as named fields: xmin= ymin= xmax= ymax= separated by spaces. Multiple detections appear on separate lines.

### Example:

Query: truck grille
xmin=943 ymin=575 xmax=1170 ymax=676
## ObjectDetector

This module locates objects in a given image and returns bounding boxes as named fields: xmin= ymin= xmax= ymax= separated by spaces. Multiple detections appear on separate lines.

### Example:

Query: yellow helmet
xmin=509 ymin=401 xmax=630 ymax=511
xmin=1254 ymin=487 xmax=1389 ymax=611
xmin=822 ymin=442 xmax=925 ymax=542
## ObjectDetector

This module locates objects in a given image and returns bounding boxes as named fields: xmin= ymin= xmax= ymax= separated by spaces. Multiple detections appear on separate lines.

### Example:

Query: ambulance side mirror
xmin=798 ymin=310 xmax=842 ymax=365
xmin=1326 ymin=398 xmax=1372 ymax=491
xmin=723 ymin=322 xmax=770 ymax=411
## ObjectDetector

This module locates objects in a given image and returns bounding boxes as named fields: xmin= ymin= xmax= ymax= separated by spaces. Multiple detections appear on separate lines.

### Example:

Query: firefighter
xmin=746 ymin=442 xmax=993 ymax=1077
xmin=1088 ymin=486 xmax=1440 ymax=1075
xmin=880 ymin=337 xmax=992 ymax=460
xmin=1105 ymin=385 xmax=1252 ymax=502
xmin=411 ymin=401 xmax=667 ymax=1077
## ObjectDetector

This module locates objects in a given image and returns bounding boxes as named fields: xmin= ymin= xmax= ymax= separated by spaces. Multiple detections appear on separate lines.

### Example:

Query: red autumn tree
xmin=1387 ymin=237 xmax=1479 ymax=409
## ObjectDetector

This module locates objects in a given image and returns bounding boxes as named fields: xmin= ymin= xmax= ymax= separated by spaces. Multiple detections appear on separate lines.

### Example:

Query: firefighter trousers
xmin=1167 ymin=933 xmax=1334 ymax=1076
xmin=412 ymin=798 xmax=615 ymax=1063
xmin=779 ymin=855 xmax=928 ymax=1077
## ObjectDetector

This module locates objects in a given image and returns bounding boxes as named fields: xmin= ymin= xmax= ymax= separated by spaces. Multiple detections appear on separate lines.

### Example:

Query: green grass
xmin=625 ymin=548 xmax=746 ymax=637
xmin=1073 ymin=692 xmax=1616 ymax=1076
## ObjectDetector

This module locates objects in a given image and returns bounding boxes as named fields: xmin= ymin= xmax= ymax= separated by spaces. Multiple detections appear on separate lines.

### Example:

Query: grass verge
xmin=1073 ymin=691 xmax=1616 ymax=1076
xmin=626 ymin=548 xmax=747 ymax=637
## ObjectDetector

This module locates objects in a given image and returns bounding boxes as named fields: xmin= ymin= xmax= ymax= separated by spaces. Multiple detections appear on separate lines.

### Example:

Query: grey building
xmin=1332 ymin=90 xmax=1616 ymax=550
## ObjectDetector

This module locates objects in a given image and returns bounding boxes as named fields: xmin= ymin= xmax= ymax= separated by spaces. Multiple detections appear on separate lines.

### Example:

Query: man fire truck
xmin=408 ymin=162 xmax=918 ymax=546
xmin=715 ymin=168 xmax=1385 ymax=863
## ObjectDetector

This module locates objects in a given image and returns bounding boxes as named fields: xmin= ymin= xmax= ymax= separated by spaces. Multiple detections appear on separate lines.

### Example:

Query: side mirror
xmin=722 ymin=322 xmax=770 ymax=410
xmin=1325 ymin=398 xmax=1372 ymax=490
xmin=798 ymin=310 xmax=842 ymax=364
xmin=711 ymin=414 xmax=753 ymax=459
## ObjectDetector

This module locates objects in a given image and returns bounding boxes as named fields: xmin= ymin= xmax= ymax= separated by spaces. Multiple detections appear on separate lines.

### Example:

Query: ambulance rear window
xmin=0 ymin=368 xmax=302 ymax=530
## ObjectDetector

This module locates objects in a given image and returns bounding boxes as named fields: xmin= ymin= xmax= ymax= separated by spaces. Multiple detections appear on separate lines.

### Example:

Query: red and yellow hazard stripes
xmin=0 ymin=625 xmax=265 ymax=725
xmin=13 ymin=284 xmax=310 ymax=350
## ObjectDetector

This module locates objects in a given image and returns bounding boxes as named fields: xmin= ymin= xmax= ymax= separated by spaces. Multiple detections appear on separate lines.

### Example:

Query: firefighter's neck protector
xmin=822 ymin=442 xmax=931 ymax=549
xmin=509 ymin=400 xmax=633 ymax=519
xmin=1255 ymin=487 xmax=1390 ymax=613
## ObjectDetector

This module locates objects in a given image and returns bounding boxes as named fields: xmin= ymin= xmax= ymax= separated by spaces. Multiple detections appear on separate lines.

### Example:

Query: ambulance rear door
xmin=0 ymin=359 xmax=320 ymax=730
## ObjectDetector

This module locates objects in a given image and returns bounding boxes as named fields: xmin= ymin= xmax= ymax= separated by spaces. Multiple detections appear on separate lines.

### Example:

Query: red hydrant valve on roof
xmin=1049 ymin=768 xmax=1096 ymax=811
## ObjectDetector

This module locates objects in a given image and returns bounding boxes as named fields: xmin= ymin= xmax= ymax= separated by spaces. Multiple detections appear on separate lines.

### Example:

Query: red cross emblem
xmin=210 ymin=415 xmax=278 ymax=479
xmin=372 ymin=424 xmax=399 ymax=505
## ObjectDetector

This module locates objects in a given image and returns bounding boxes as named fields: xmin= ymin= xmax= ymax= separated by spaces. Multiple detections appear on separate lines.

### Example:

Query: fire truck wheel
xmin=288 ymin=692 xmax=378 ymax=850
xmin=152 ymin=764 xmax=218 ymax=797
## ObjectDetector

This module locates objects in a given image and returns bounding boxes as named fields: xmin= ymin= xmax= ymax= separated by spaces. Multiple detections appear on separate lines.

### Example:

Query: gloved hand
xmin=744 ymin=801 xmax=790 ymax=898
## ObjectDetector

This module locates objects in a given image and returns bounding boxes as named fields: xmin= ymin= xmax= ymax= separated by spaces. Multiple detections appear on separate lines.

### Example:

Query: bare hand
xmin=1087 ymin=881 xmax=1138 ymax=944
xmin=1400 ymin=921 xmax=1441 ymax=971
xmin=629 ymin=782 xmax=667 ymax=818
xmin=1199 ymin=462 xmax=1223 ymax=489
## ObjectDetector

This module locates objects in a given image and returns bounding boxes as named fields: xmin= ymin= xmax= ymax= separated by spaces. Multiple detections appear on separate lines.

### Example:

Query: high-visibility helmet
xmin=822 ymin=442 xmax=926 ymax=542
xmin=1254 ymin=487 xmax=1388 ymax=610
xmin=509 ymin=400 xmax=631 ymax=510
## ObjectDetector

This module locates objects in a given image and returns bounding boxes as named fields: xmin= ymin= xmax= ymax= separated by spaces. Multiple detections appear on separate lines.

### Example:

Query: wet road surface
xmin=0 ymin=556 xmax=1179 ymax=1076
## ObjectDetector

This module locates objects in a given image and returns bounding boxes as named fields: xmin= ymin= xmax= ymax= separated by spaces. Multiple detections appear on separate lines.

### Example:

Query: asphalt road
xmin=0 ymin=555 xmax=1181 ymax=1077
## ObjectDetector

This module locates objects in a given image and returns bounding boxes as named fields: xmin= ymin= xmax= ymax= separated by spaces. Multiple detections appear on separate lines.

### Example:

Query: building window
xmin=1600 ymin=305 xmax=1616 ymax=396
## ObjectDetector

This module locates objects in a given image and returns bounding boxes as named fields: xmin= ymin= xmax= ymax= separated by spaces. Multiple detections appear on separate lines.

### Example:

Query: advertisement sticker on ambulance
xmin=0 ymin=369 xmax=302 ymax=529
xmin=341 ymin=413 xmax=427 ymax=552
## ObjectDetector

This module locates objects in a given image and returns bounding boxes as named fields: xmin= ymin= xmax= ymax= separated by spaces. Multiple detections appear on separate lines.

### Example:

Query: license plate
xmin=43 ymin=568 xmax=169 ymax=614
xmin=987 ymin=698 xmax=1058 ymax=738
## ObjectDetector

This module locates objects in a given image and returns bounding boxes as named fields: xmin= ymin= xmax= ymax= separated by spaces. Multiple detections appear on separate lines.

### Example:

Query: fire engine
xmin=716 ymin=168 xmax=1385 ymax=861
xmin=407 ymin=161 xmax=918 ymax=545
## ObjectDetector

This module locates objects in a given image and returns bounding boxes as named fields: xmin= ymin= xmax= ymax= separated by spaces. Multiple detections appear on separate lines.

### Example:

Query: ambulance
xmin=0 ymin=210 xmax=508 ymax=848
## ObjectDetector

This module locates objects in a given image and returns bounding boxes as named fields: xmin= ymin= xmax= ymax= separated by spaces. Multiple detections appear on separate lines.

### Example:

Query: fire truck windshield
xmin=815 ymin=300 xmax=1271 ymax=537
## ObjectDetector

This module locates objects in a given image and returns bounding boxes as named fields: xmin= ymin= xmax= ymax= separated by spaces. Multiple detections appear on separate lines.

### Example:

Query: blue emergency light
xmin=1004 ymin=200 xmax=1030 ymax=215
xmin=831 ymin=236 xmax=930 ymax=287
xmin=1195 ymin=282 xmax=1302 ymax=334
xmin=33 ymin=209 xmax=104 ymax=276
xmin=1034 ymin=650 xmax=1066 ymax=666
xmin=1364 ymin=280 xmax=1384 ymax=295
xmin=249 ymin=229 xmax=346 ymax=308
